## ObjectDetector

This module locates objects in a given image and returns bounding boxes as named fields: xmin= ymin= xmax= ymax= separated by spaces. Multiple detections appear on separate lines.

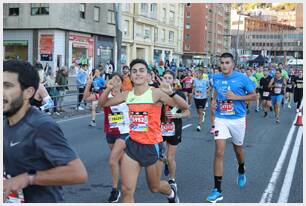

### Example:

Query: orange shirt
xmin=122 ymin=75 xmax=133 ymax=91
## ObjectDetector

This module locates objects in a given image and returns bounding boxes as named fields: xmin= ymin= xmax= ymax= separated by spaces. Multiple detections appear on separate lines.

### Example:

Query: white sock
xmin=167 ymin=189 xmax=175 ymax=199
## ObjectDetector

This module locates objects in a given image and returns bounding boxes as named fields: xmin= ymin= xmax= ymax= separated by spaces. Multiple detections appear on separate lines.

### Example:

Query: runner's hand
xmin=226 ymin=90 xmax=238 ymax=100
xmin=3 ymin=173 xmax=29 ymax=200
xmin=157 ymin=76 xmax=173 ymax=95
xmin=106 ymin=79 xmax=114 ymax=90
xmin=86 ymin=73 xmax=94 ymax=84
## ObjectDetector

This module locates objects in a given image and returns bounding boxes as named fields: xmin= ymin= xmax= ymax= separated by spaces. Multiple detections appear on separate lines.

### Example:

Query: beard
xmin=3 ymin=95 xmax=24 ymax=117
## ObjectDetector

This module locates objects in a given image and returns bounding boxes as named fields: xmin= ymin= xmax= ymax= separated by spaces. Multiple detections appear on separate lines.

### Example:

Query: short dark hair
xmin=276 ymin=68 xmax=282 ymax=73
xmin=110 ymin=72 xmax=123 ymax=82
xmin=220 ymin=52 xmax=234 ymax=61
xmin=129 ymin=59 xmax=149 ymax=71
xmin=122 ymin=65 xmax=130 ymax=70
xmin=4 ymin=60 xmax=39 ymax=92
xmin=163 ymin=69 xmax=175 ymax=79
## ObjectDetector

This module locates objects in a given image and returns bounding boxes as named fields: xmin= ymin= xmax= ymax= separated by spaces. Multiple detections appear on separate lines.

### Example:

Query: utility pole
xmin=235 ymin=4 xmax=243 ymax=65
xmin=114 ymin=3 xmax=122 ymax=72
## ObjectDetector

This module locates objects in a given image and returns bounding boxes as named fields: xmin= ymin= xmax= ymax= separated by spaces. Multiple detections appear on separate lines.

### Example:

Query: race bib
xmin=263 ymin=91 xmax=270 ymax=97
xmin=185 ymin=82 xmax=192 ymax=88
xmin=297 ymin=83 xmax=303 ymax=89
xmin=274 ymin=88 xmax=282 ymax=94
xmin=287 ymin=84 xmax=292 ymax=89
xmin=108 ymin=112 xmax=124 ymax=128
xmin=220 ymin=101 xmax=235 ymax=115
xmin=161 ymin=122 xmax=175 ymax=136
xmin=130 ymin=112 xmax=149 ymax=132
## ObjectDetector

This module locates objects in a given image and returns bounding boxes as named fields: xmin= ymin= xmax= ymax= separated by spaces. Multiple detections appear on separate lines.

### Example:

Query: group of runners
xmin=4 ymin=52 xmax=303 ymax=203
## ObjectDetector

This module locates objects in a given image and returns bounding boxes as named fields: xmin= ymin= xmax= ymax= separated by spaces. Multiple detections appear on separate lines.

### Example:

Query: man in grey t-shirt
xmin=3 ymin=60 xmax=88 ymax=203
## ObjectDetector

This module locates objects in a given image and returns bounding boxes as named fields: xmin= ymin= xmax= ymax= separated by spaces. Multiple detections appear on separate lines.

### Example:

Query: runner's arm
xmin=157 ymin=89 xmax=189 ymax=110
xmin=98 ymin=87 xmax=127 ymax=108
xmin=268 ymin=78 xmax=274 ymax=89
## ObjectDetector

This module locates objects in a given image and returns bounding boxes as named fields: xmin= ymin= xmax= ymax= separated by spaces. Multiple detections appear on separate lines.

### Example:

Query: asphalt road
xmin=56 ymin=102 xmax=303 ymax=203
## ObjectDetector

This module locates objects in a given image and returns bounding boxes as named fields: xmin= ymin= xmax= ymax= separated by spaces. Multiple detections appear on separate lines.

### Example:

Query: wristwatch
xmin=27 ymin=169 xmax=37 ymax=185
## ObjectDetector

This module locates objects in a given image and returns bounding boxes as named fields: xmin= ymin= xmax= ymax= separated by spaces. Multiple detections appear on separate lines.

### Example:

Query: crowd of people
xmin=3 ymin=52 xmax=303 ymax=203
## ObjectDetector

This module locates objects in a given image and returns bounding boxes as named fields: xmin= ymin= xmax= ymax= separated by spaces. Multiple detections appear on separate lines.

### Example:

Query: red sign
xmin=69 ymin=34 xmax=94 ymax=57
xmin=40 ymin=35 xmax=53 ymax=55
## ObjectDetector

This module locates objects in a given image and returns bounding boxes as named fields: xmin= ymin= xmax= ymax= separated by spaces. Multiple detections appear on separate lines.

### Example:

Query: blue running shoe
xmin=207 ymin=188 xmax=223 ymax=203
xmin=237 ymin=173 xmax=246 ymax=188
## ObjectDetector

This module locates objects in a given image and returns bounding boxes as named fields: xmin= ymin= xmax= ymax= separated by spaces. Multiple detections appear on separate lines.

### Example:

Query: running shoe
xmin=255 ymin=107 xmax=260 ymax=112
xmin=263 ymin=112 xmax=268 ymax=118
xmin=288 ymin=104 xmax=291 ymax=109
xmin=207 ymin=188 xmax=223 ymax=203
xmin=167 ymin=185 xmax=179 ymax=203
xmin=197 ymin=125 xmax=201 ymax=132
xmin=270 ymin=106 xmax=273 ymax=112
xmin=276 ymin=119 xmax=280 ymax=124
xmin=168 ymin=179 xmax=177 ymax=193
xmin=202 ymin=111 xmax=206 ymax=123
xmin=164 ymin=163 xmax=169 ymax=176
xmin=107 ymin=189 xmax=121 ymax=203
xmin=237 ymin=173 xmax=247 ymax=188
xmin=88 ymin=120 xmax=96 ymax=127
xmin=210 ymin=127 xmax=215 ymax=135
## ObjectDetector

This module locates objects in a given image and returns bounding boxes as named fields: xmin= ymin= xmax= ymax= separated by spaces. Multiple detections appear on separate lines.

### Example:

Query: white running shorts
xmin=214 ymin=117 xmax=246 ymax=146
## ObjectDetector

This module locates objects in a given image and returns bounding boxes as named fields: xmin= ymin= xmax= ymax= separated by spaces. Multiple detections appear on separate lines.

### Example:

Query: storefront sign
xmin=69 ymin=34 xmax=94 ymax=57
xmin=40 ymin=35 xmax=53 ymax=55
xmin=4 ymin=40 xmax=28 ymax=46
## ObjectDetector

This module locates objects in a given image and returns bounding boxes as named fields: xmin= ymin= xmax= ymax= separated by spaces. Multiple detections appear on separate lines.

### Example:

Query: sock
xmin=112 ymin=187 xmax=117 ymax=191
xmin=92 ymin=120 xmax=96 ymax=122
xmin=214 ymin=176 xmax=222 ymax=192
xmin=167 ymin=189 xmax=175 ymax=199
xmin=238 ymin=163 xmax=245 ymax=174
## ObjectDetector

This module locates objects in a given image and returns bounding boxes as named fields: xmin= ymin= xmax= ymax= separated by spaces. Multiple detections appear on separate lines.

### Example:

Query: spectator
xmin=55 ymin=66 xmax=69 ymax=112
xmin=76 ymin=64 xmax=88 ymax=110
xmin=45 ymin=69 xmax=59 ymax=115
xmin=121 ymin=65 xmax=133 ymax=91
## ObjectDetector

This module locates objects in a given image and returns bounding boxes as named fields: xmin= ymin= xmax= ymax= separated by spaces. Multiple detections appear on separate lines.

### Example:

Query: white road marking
xmin=182 ymin=124 xmax=192 ymax=130
xmin=278 ymin=127 xmax=303 ymax=203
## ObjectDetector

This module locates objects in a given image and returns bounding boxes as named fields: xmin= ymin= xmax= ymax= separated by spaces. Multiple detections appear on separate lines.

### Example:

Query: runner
xmin=30 ymin=83 xmax=54 ymax=112
xmin=159 ymin=70 xmax=190 ymax=192
xmin=99 ymin=59 xmax=188 ymax=203
xmin=246 ymin=69 xmax=258 ymax=113
xmin=293 ymin=69 xmax=303 ymax=112
xmin=206 ymin=53 xmax=256 ymax=203
xmin=192 ymin=67 xmax=210 ymax=131
xmin=285 ymin=69 xmax=295 ymax=109
xmin=259 ymin=69 xmax=272 ymax=117
xmin=122 ymin=65 xmax=133 ymax=92
xmin=84 ymin=72 xmax=129 ymax=203
xmin=209 ymin=67 xmax=221 ymax=134
xmin=268 ymin=69 xmax=287 ymax=123
xmin=4 ymin=60 xmax=87 ymax=203
xmin=181 ymin=70 xmax=194 ymax=106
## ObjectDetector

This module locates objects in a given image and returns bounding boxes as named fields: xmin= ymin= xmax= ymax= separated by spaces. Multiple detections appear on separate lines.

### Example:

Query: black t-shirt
xmin=260 ymin=76 xmax=272 ymax=92
xmin=294 ymin=76 xmax=303 ymax=91
xmin=4 ymin=107 xmax=78 ymax=203
xmin=161 ymin=90 xmax=186 ymax=138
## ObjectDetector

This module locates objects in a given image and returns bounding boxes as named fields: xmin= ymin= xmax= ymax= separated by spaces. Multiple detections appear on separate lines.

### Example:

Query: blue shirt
xmin=92 ymin=76 xmax=105 ymax=92
xmin=213 ymin=71 xmax=255 ymax=119
xmin=193 ymin=78 xmax=210 ymax=99
xmin=76 ymin=70 xmax=87 ymax=88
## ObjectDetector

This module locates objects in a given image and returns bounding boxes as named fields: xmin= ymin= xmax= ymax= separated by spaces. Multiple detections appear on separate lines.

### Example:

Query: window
xmin=161 ymin=29 xmax=166 ymax=41
xmin=186 ymin=12 xmax=191 ymax=18
xmin=141 ymin=3 xmax=148 ymax=14
xmin=123 ymin=20 xmax=129 ymax=36
xmin=31 ymin=3 xmax=49 ymax=15
xmin=185 ymin=44 xmax=190 ymax=50
xmin=107 ymin=10 xmax=115 ymax=24
xmin=186 ymin=23 xmax=190 ymax=29
xmin=150 ymin=3 xmax=157 ymax=18
xmin=169 ymin=11 xmax=175 ymax=23
xmin=186 ymin=34 xmax=190 ymax=40
xmin=169 ymin=31 xmax=174 ymax=43
xmin=94 ymin=7 xmax=100 ymax=22
xmin=9 ymin=7 xmax=19 ymax=16
xmin=154 ymin=27 xmax=158 ymax=41
xmin=144 ymin=27 xmax=151 ymax=39
xmin=79 ymin=3 xmax=85 ymax=18
xmin=163 ymin=8 xmax=166 ymax=22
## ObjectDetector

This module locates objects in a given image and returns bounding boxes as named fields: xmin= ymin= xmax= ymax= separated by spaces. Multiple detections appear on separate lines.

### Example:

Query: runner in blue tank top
xmin=207 ymin=53 xmax=256 ymax=203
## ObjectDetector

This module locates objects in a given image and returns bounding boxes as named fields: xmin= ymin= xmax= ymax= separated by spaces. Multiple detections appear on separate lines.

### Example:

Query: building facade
xmin=120 ymin=3 xmax=184 ymax=66
xmin=4 ymin=3 xmax=116 ymax=73
xmin=182 ymin=3 xmax=231 ymax=67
